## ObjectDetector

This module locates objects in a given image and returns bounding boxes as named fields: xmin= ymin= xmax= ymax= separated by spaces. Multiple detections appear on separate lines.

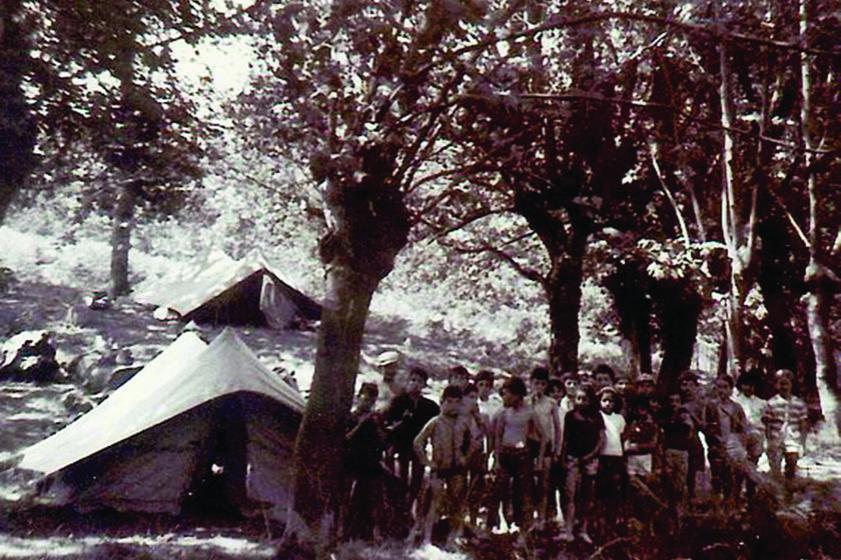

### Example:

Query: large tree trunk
xmin=656 ymin=279 xmax=702 ymax=394
xmin=284 ymin=159 xmax=410 ymax=556
xmin=606 ymin=260 xmax=652 ymax=377
xmin=285 ymin=264 xmax=379 ymax=551
xmin=109 ymin=181 xmax=136 ymax=297
xmin=0 ymin=0 xmax=37 ymax=224
xmin=757 ymin=214 xmax=817 ymax=399
xmin=546 ymin=238 xmax=587 ymax=374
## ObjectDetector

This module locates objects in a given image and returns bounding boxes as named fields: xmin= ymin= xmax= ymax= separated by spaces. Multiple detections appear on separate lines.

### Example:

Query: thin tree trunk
xmin=800 ymin=0 xmax=839 ymax=401
xmin=717 ymin=20 xmax=757 ymax=379
xmin=285 ymin=264 xmax=379 ymax=555
xmin=110 ymin=181 xmax=136 ymax=297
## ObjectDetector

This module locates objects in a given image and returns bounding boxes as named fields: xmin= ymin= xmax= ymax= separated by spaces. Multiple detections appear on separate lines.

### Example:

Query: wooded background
xmin=1 ymin=0 xmax=839 ymax=550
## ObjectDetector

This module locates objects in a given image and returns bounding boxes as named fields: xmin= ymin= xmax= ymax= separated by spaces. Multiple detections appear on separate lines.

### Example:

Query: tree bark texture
xmin=800 ymin=0 xmax=839 ymax=401
xmin=655 ymin=279 xmax=702 ymax=394
xmin=757 ymin=214 xmax=816 ymax=397
xmin=286 ymin=160 xmax=410 ymax=555
xmin=0 ymin=0 xmax=37 ymax=224
xmin=287 ymin=264 xmax=378 ymax=551
xmin=605 ymin=260 xmax=652 ymax=376
xmin=109 ymin=182 xmax=136 ymax=297
xmin=545 ymin=239 xmax=587 ymax=375
xmin=717 ymin=25 xmax=757 ymax=379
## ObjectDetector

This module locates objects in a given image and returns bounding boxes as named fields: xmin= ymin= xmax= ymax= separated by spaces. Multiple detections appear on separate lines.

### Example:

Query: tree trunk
xmin=284 ymin=158 xmax=410 ymax=555
xmin=110 ymin=181 xmax=136 ymax=297
xmin=717 ymin=20 xmax=757 ymax=379
xmin=546 ymin=236 xmax=587 ymax=375
xmin=285 ymin=264 xmax=379 ymax=554
xmin=656 ymin=279 xmax=702 ymax=394
xmin=800 ymin=0 xmax=839 ymax=427
xmin=0 ymin=0 xmax=37 ymax=224
xmin=757 ymin=214 xmax=816 ymax=397
xmin=606 ymin=260 xmax=652 ymax=376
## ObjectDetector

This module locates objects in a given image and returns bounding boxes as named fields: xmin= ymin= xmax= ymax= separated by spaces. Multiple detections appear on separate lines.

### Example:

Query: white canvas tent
xmin=134 ymin=251 xmax=321 ymax=328
xmin=15 ymin=329 xmax=304 ymax=517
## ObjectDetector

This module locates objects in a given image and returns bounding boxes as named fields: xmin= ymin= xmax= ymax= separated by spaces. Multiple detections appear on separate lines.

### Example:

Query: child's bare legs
xmin=561 ymin=458 xmax=580 ymax=541
xmin=446 ymin=474 xmax=466 ymax=546
xmin=419 ymin=475 xmax=444 ymax=544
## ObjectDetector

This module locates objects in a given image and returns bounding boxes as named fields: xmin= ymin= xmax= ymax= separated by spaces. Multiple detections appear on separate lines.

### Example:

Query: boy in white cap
xmin=374 ymin=350 xmax=404 ymax=410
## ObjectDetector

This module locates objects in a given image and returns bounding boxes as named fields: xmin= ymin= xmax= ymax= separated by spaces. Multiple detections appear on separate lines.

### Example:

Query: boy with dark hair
xmin=678 ymin=370 xmax=707 ymax=499
xmin=462 ymin=382 xmax=490 ymax=527
xmin=493 ymin=376 xmax=546 ymax=537
xmin=593 ymin=364 xmax=616 ymax=391
xmin=548 ymin=377 xmax=566 ymax=521
xmin=762 ymin=369 xmax=808 ymax=483
xmin=561 ymin=384 xmax=604 ymax=543
xmin=734 ymin=369 xmax=766 ymax=471
xmin=658 ymin=392 xmax=694 ymax=526
xmin=475 ymin=369 xmax=503 ymax=418
xmin=413 ymin=385 xmax=475 ymax=546
xmin=344 ymin=382 xmax=385 ymax=540
xmin=385 ymin=367 xmax=440 ymax=507
xmin=705 ymin=375 xmax=748 ymax=502
xmin=448 ymin=365 xmax=471 ymax=390
xmin=528 ymin=366 xmax=562 ymax=527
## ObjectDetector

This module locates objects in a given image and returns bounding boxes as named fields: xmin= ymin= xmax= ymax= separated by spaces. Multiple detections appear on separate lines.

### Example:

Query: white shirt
xmin=733 ymin=392 xmax=765 ymax=429
xmin=478 ymin=393 xmax=503 ymax=418
xmin=600 ymin=411 xmax=626 ymax=457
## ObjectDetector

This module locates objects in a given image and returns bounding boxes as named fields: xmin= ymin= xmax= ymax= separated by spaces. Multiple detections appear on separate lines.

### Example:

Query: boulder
xmin=0 ymin=331 xmax=62 ymax=383
xmin=62 ymin=390 xmax=96 ymax=417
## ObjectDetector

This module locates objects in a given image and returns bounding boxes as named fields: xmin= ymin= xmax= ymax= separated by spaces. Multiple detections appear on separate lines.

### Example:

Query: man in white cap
xmin=374 ymin=350 xmax=404 ymax=410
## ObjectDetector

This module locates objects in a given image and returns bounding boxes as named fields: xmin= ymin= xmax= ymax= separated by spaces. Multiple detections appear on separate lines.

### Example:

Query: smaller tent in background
xmin=13 ymin=328 xmax=305 ymax=518
xmin=134 ymin=250 xmax=321 ymax=328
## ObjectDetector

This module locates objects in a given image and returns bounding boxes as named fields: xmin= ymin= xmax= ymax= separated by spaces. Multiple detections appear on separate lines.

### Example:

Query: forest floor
xmin=1 ymin=228 xmax=841 ymax=559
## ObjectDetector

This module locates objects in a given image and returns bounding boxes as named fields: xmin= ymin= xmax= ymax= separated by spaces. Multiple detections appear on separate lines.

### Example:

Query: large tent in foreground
xmin=14 ymin=329 xmax=304 ymax=518
xmin=134 ymin=251 xmax=321 ymax=328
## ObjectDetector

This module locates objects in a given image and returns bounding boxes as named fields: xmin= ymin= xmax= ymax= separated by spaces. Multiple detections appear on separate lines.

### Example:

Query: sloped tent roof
xmin=16 ymin=329 xmax=305 ymax=517
xmin=134 ymin=250 xmax=321 ymax=328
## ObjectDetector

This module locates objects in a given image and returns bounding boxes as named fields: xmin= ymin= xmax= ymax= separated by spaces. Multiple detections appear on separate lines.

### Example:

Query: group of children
xmin=342 ymin=352 xmax=811 ymax=547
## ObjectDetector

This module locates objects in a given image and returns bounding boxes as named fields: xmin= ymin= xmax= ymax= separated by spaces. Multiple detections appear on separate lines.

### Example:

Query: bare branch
xmin=649 ymin=142 xmax=691 ymax=248
xmin=428 ymin=206 xmax=515 ymax=239
xmin=440 ymin=237 xmax=545 ymax=285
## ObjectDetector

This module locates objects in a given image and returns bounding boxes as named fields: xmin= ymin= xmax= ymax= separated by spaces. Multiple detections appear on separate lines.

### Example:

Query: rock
xmin=0 ymin=331 xmax=62 ymax=383
xmin=62 ymin=390 xmax=96 ymax=417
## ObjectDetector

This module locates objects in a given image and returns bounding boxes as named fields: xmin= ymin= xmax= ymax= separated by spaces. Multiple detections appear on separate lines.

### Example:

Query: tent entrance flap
xmin=182 ymin=396 xmax=250 ymax=517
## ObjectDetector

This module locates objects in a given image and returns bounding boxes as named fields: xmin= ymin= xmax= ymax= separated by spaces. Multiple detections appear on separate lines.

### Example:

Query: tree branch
xmin=518 ymin=92 xmax=836 ymax=155
xmin=650 ymin=142 xmax=691 ymax=248
xmin=443 ymin=9 xmax=841 ymax=64
xmin=441 ymin=237 xmax=545 ymax=285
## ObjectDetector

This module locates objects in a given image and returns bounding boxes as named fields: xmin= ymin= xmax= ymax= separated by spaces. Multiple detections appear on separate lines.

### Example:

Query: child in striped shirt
xmin=762 ymin=369 xmax=808 ymax=482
